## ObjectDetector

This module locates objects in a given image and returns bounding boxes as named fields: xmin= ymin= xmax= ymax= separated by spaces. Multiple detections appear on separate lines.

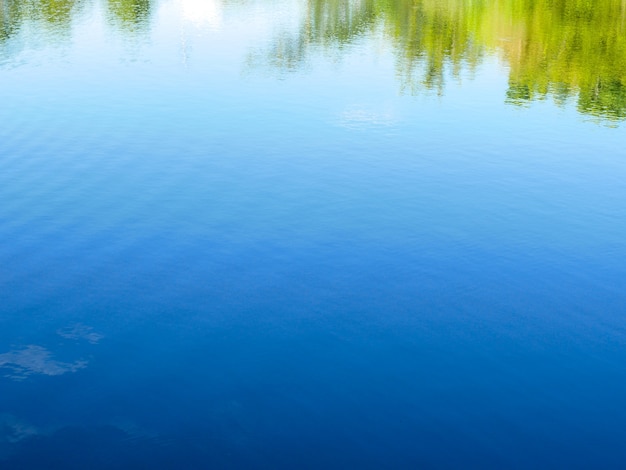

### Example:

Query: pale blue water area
xmin=1 ymin=0 xmax=626 ymax=467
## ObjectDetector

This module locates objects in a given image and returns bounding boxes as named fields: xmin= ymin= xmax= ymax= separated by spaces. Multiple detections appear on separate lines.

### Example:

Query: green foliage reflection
xmin=0 ymin=0 xmax=84 ymax=41
xmin=1 ymin=0 xmax=625 ymax=121
xmin=264 ymin=0 xmax=626 ymax=121
xmin=106 ymin=0 xmax=152 ymax=32
xmin=0 ymin=0 xmax=152 ymax=43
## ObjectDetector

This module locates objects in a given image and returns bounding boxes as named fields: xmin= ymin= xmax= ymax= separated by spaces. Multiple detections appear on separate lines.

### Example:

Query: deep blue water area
xmin=1 ymin=0 xmax=626 ymax=467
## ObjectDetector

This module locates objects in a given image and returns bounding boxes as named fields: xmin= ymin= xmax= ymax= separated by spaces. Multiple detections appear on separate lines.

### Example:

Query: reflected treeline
xmin=498 ymin=0 xmax=626 ymax=121
xmin=383 ymin=0 xmax=485 ymax=94
xmin=0 ymin=0 xmax=85 ymax=41
xmin=251 ymin=0 xmax=381 ymax=72
xmin=260 ymin=0 xmax=626 ymax=121
xmin=106 ymin=0 xmax=152 ymax=32
xmin=2 ymin=0 xmax=625 ymax=121
xmin=0 ymin=0 xmax=153 ymax=44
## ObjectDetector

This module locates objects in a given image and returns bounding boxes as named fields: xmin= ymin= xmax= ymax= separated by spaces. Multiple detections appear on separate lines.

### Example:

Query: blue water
xmin=1 ymin=0 xmax=626 ymax=467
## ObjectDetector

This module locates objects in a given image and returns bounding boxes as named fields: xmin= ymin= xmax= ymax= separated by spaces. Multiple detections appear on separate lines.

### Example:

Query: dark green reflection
xmin=0 ymin=0 xmax=153 ymax=44
xmin=261 ymin=0 xmax=626 ymax=122
xmin=0 ymin=0 xmax=85 ymax=42
xmin=0 ymin=0 xmax=21 ymax=43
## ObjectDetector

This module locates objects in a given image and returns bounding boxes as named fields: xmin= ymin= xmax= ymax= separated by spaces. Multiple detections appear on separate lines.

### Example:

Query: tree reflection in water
xmin=1 ymin=0 xmax=625 ymax=121
xmin=106 ymin=0 xmax=152 ymax=32
xmin=259 ymin=0 xmax=626 ymax=122
xmin=0 ymin=0 xmax=152 ymax=41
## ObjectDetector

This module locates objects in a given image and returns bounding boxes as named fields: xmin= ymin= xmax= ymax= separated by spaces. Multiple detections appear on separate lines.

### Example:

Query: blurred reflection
xmin=57 ymin=323 xmax=104 ymax=344
xmin=499 ymin=0 xmax=626 ymax=121
xmin=0 ymin=345 xmax=87 ymax=381
xmin=1 ymin=0 xmax=625 ymax=121
xmin=106 ymin=0 xmax=152 ymax=33
xmin=259 ymin=0 xmax=626 ymax=121
xmin=0 ymin=414 xmax=38 ymax=446
xmin=0 ymin=0 xmax=85 ymax=43
xmin=180 ymin=0 xmax=222 ymax=29
xmin=0 ymin=0 xmax=22 ymax=43
xmin=0 ymin=0 xmax=153 ymax=45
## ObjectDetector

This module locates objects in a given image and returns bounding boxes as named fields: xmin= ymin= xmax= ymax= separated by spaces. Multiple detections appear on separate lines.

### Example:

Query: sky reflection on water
xmin=2 ymin=0 xmax=626 ymax=122
xmin=1 ymin=0 xmax=626 ymax=468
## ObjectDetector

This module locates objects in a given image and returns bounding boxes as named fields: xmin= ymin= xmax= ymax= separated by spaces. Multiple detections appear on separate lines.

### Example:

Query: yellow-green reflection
xmin=498 ymin=0 xmax=626 ymax=121
xmin=1 ymin=0 xmax=625 ymax=122
xmin=106 ymin=0 xmax=152 ymax=33
xmin=262 ymin=0 xmax=626 ymax=122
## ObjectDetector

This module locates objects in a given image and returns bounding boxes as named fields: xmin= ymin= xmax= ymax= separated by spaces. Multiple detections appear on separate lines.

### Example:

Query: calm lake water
xmin=1 ymin=0 xmax=626 ymax=467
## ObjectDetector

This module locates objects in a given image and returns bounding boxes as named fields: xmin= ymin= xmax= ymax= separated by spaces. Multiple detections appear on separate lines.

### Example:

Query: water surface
xmin=1 ymin=0 xmax=626 ymax=467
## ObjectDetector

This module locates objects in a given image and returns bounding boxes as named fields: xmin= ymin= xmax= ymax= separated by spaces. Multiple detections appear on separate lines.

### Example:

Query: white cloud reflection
xmin=57 ymin=324 xmax=104 ymax=344
xmin=0 ymin=414 xmax=39 ymax=444
xmin=337 ymin=107 xmax=398 ymax=130
xmin=0 ymin=346 xmax=87 ymax=381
